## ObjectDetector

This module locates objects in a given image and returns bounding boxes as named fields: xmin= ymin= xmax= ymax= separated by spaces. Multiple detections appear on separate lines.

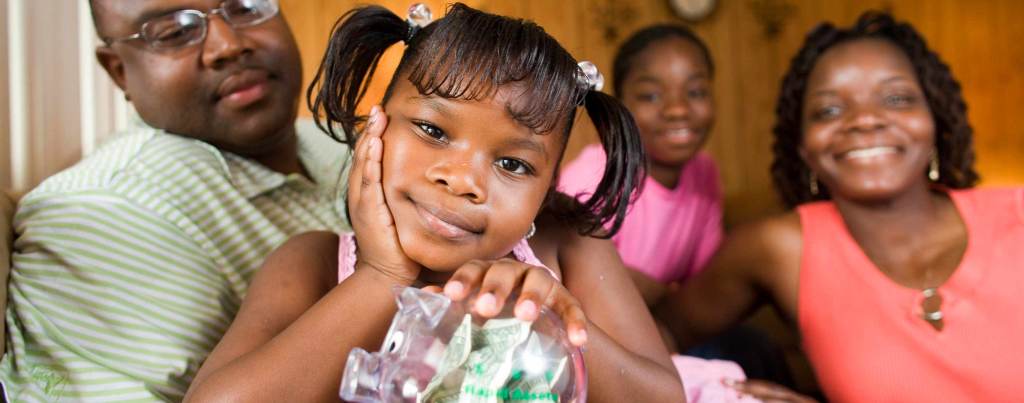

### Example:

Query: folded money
xmin=340 ymin=287 xmax=587 ymax=403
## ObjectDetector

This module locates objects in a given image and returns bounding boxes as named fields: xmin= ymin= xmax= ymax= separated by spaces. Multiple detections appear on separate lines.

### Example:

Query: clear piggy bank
xmin=340 ymin=286 xmax=587 ymax=403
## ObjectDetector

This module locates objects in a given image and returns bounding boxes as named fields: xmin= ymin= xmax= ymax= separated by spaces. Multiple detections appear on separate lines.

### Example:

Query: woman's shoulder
xmin=950 ymin=186 xmax=1024 ymax=219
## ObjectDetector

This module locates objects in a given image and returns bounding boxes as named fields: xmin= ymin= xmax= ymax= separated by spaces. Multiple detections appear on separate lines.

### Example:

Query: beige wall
xmin=5 ymin=1 xmax=1021 ymax=221
xmin=2 ymin=0 xmax=128 ymax=192
xmin=283 ymin=0 xmax=1024 ymax=226
xmin=0 ymin=0 xmax=9 ymax=189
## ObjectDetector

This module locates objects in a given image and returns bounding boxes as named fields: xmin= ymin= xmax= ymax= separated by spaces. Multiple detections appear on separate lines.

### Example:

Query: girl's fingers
xmin=729 ymin=380 xmax=817 ymax=403
xmin=361 ymin=137 xmax=386 ymax=221
xmin=514 ymin=268 xmax=559 ymax=322
xmin=346 ymin=105 xmax=381 ymax=209
xmin=550 ymin=290 xmax=588 ymax=346
xmin=475 ymin=259 xmax=530 ymax=317
xmin=355 ymin=107 xmax=392 ymax=227
xmin=515 ymin=268 xmax=587 ymax=345
xmin=445 ymin=260 xmax=489 ymax=301
xmin=421 ymin=285 xmax=443 ymax=294
xmin=445 ymin=259 xmax=588 ymax=345
xmin=346 ymin=135 xmax=367 ymax=207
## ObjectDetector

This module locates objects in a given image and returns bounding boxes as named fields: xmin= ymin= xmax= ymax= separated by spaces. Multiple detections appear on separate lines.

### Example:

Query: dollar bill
xmin=459 ymin=318 xmax=531 ymax=403
xmin=424 ymin=317 xmax=536 ymax=403
xmin=421 ymin=314 xmax=474 ymax=402
xmin=505 ymin=373 xmax=559 ymax=402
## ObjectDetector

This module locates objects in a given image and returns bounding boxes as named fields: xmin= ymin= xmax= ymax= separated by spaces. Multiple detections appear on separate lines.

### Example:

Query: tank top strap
xmin=337 ymin=232 xmax=357 ymax=283
xmin=511 ymin=238 xmax=561 ymax=282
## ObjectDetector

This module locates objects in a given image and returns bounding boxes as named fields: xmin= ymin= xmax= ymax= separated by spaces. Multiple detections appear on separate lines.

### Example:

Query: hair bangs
xmin=398 ymin=4 xmax=584 ymax=134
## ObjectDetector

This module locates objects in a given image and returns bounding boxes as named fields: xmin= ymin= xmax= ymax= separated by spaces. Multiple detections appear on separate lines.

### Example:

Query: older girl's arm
xmin=654 ymin=213 xmax=802 ymax=349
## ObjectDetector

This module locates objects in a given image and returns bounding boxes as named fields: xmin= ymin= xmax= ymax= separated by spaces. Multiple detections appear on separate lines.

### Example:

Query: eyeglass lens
xmin=140 ymin=0 xmax=278 ymax=49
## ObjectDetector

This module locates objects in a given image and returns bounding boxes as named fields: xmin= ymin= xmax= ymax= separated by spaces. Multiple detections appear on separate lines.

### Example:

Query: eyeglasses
xmin=103 ymin=0 xmax=279 ymax=50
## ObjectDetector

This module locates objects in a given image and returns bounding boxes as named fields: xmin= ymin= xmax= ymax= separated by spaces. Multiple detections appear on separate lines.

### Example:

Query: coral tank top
xmin=797 ymin=188 xmax=1024 ymax=402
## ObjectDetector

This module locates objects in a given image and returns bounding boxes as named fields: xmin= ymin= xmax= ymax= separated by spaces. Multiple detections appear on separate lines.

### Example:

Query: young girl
xmin=559 ymin=24 xmax=721 ymax=306
xmin=185 ymin=3 xmax=683 ymax=402
xmin=657 ymin=12 xmax=1023 ymax=402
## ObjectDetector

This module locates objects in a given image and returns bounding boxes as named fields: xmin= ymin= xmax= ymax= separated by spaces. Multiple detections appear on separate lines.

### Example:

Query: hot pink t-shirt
xmin=798 ymin=188 xmax=1024 ymax=402
xmin=558 ymin=144 xmax=723 ymax=283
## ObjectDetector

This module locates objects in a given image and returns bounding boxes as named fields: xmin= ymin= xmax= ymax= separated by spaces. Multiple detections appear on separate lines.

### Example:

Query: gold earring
xmin=809 ymin=172 xmax=819 ymax=196
xmin=929 ymin=154 xmax=940 ymax=181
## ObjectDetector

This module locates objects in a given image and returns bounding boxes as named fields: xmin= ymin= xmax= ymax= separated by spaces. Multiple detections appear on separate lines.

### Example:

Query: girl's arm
xmin=654 ymin=213 xmax=802 ymax=349
xmin=187 ymin=106 xmax=420 ymax=402
xmin=537 ymin=215 xmax=685 ymax=402
xmin=185 ymin=232 xmax=410 ymax=402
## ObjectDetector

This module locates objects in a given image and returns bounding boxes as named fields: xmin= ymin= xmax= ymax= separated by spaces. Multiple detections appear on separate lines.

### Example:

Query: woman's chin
xmin=834 ymin=185 xmax=913 ymax=205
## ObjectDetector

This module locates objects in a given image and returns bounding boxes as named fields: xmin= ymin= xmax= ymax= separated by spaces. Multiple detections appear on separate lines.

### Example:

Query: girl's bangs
xmin=400 ymin=6 xmax=585 ymax=134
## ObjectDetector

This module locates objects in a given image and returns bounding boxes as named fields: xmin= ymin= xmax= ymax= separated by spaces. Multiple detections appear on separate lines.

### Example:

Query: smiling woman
xmin=798 ymin=38 xmax=943 ymax=204
xmin=656 ymin=12 xmax=1024 ymax=402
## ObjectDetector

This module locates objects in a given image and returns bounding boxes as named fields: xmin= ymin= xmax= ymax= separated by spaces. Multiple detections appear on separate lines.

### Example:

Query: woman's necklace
xmin=917 ymin=269 xmax=944 ymax=331
xmin=919 ymin=287 xmax=944 ymax=331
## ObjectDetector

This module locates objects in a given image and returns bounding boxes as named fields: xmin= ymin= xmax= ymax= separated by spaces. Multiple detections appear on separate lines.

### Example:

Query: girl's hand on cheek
xmin=349 ymin=105 xmax=421 ymax=284
xmin=443 ymin=259 xmax=589 ymax=347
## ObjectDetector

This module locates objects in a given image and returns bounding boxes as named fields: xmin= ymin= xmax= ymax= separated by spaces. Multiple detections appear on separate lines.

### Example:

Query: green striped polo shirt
xmin=1 ymin=120 xmax=351 ymax=401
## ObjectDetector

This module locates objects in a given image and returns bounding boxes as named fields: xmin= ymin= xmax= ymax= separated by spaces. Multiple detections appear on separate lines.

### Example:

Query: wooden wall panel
xmin=281 ymin=0 xmax=1024 ymax=226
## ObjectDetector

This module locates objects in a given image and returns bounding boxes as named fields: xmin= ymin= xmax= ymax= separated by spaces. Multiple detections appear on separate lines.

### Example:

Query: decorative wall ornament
xmin=748 ymin=0 xmax=796 ymax=38
xmin=670 ymin=0 xmax=718 ymax=22
xmin=591 ymin=0 xmax=637 ymax=42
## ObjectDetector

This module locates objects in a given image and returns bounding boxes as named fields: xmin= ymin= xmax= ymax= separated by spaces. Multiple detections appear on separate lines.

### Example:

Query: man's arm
xmin=2 ymin=190 xmax=225 ymax=401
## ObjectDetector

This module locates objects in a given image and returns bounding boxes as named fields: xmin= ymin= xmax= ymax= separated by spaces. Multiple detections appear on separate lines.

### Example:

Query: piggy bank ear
xmin=395 ymin=286 xmax=452 ymax=328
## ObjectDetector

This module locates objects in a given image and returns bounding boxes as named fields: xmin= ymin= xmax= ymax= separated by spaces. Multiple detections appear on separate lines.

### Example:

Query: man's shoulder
xmin=27 ymin=127 xmax=232 ymax=201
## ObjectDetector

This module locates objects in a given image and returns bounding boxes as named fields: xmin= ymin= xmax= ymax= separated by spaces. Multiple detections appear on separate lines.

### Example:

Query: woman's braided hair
xmin=771 ymin=11 xmax=978 ymax=208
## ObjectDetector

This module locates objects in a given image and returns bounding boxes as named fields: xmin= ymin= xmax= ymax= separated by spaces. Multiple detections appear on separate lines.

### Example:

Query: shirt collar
xmin=221 ymin=119 xmax=351 ymax=200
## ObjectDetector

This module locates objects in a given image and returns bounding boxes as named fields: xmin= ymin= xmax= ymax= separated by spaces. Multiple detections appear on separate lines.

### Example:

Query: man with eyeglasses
xmin=0 ymin=1 xmax=350 ymax=400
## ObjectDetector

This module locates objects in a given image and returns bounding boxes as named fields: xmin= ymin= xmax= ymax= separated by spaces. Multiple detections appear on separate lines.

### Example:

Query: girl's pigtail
xmin=307 ymin=6 xmax=407 ymax=145
xmin=577 ymin=90 xmax=646 ymax=238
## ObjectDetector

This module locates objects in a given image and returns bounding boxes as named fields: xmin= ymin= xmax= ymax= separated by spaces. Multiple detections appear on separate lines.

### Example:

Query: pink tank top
xmin=337 ymin=232 xmax=558 ymax=283
xmin=797 ymin=188 xmax=1024 ymax=402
